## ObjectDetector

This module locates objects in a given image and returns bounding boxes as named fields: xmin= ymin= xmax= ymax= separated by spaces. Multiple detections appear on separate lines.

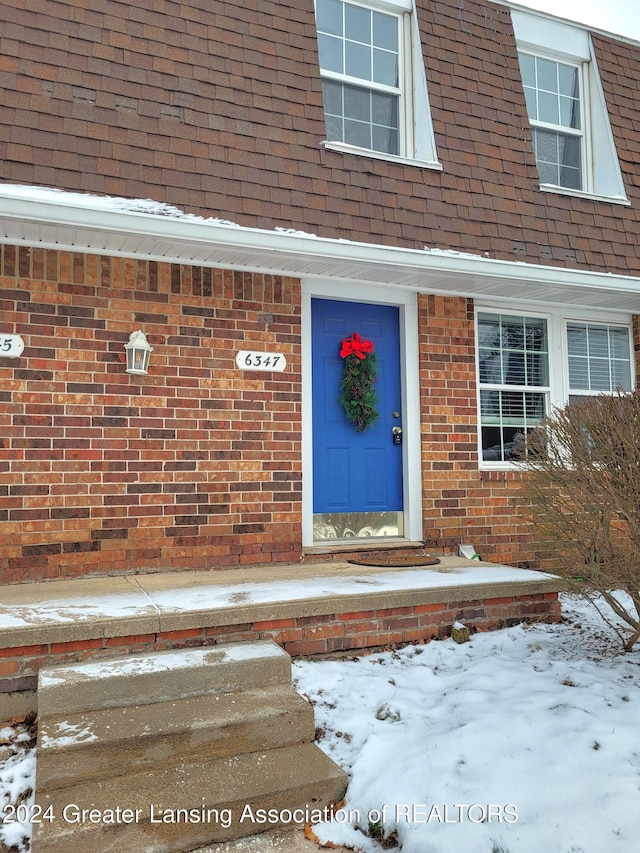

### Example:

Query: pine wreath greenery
xmin=339 ymin=332 xmax=380 ymax=432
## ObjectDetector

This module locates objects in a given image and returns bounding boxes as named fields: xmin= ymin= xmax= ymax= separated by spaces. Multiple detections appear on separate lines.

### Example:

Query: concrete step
xmin=37 ymin=686 xmax=316 ymax=790
xmin=37 ymin=641 xmax=291 ymax=715
xmin=32 ymin=741 xmax=348 ymax=853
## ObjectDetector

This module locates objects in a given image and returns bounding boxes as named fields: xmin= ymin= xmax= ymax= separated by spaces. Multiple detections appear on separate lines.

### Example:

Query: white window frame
xmin=476 ymin=303 xmax=635 ymax=469
xmin=512 ymin=9 xmax=628 ymax=204
xmin=519 ymin=51 xmax=587 ymax=192
xmin=314 ymin=0 xmax=441 ymax=170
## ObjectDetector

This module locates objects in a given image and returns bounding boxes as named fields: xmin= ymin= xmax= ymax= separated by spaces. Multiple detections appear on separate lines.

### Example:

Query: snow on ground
xmin=293 ymin=593 xmax=640 ymax=853
xmin=1 ymin=594 xmax=639 ymax=853
xmin=0 ymin=716 xmax=36 ymax=852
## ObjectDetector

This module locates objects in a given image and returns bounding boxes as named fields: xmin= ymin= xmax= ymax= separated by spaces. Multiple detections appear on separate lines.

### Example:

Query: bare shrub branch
xmin=520 ymin=392 xmax=640 ymax=651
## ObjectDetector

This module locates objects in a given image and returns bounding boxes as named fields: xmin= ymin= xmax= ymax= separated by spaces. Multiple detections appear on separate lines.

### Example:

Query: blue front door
xmin=312 ymin=298 xmax=403 ymax=539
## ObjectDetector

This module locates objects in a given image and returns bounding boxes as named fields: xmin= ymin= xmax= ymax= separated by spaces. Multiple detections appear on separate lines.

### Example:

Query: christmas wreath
xmin=339 ymin=332 xmax=380 ymax=432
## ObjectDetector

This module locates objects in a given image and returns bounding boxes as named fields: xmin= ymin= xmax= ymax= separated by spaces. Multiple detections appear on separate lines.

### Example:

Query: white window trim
xmin=475 ymin=303 xmax=635 ymax=470
xmin=512 ymin=10 xmax=628 ymax=203
xmin=315 ymin=0 xmax=441 ymax=169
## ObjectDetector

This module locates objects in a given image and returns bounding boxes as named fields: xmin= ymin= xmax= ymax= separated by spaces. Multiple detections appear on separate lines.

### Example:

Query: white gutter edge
xmin=0 ymin=189 xmax=639 ymax=296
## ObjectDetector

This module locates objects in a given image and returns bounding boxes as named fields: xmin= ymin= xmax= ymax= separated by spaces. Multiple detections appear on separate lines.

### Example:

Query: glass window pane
xmin=535 ymin=129 xmax=559 ymax=165
xmin=372 ymin=124 xmax=398 ymax=155
xmin=316 ymin=0 xmax=343 ymax=36
xmin=344 ymin=84 xmax=370 ymax=122
xmin=321 ymin=80 xmax=343 ymax=116
xmin=589 ymin=360 xmax=611 ymax=390
xmin=559 ymin=134 xmax=581 ymax=170
xmin=588 ymin=326 xmax=609 ymax=358
xmin=567 ymin=324 xmax=587 ymax=356
xmin=344 ymin=117 xmax=371 ymax=148
xmin=519 ymin=53 xmax=536 ymax=87
xmin=558 ymin=63 xmax=579 ymax=97
xmin=610 ymin=327 xmax=631 ymax=359
xmin=346 ymin=41 xmax=371 ymax=80
xmin=503 ymin=351 xmax=525 ymax=385
xmin=523 ymin=86 xmax=538 ymax=121
xmin=538 ymin=160 xmax=559 ymax=184
xmin=373 ymin=48 xmax=398 ymax=86
xmin=324 ymin=113 xmax=343 ymax=141
xmin=477 ymin=314 xmax=501 ymax=347
xmin=318 ymin=34 xmax=343 ymax=73
xmin=559 ymin=95 xmax=580 ymax=129
xmin=559 ymin=163 xmax=582 ymax=190
xmin=525 ymin=317 xmax=547 ymax=351
xmin=479 ymin=349 xmax=503 ymax=383
xmin=537 ymin=58 xmax=558 ymax=93
xmin=612 ymin=360 xmax=632 ymax=391
xmin=538 ymin=91 xmax=559 ymax=125
xmin=373 ymin=11 xmax=397 ymax=51
xmin=526 ymin=353 xmax=547 ymax=385
xmin=372 ymin=91 xmax=397 ymax=126
xmin=568 ymin=356 xmax=589 ymax=389
xmin=345 ymin=3 xmax=370 ymax=42
xmin=480 ymin=390 xmax=501 ymax=420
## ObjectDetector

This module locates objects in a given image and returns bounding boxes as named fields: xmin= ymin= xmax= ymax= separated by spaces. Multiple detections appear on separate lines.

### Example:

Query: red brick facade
xmin=1 ymin=0 xmax=640 ymax=584
xmin=417 ymin=294 xmax=556 ymax=567
xmin=0 ymin=248 xmax=302 ymax=582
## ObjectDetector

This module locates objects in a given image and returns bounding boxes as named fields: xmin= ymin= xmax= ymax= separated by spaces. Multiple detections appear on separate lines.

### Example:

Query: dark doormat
xmin=348 ymin=555 xmax=441 ymax=568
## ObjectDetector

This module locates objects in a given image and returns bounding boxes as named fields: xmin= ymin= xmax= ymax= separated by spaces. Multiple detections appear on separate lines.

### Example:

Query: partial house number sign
xmin=0 ymin=335 xmax=24 ymax=358
xmin=235 ymin=350 xmax=287 ymax=372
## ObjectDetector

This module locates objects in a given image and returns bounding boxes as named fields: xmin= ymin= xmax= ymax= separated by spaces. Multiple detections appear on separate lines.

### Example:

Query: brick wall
xmin=1 ymin=0 xmax=639 ymax=274
xmin=0 ymin=245 xmax=302 ymax=582
xmin=0 ymin=592 xmax=561 ymax=699
xmin=418 ymin=295 xmax=535 ymax=566
xmin=2 ymin=247 xmax=639 ymax=583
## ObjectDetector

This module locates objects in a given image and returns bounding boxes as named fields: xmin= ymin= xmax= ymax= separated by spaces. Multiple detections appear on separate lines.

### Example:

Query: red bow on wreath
xmin=340 ymin=332 xmax=374 ymax=360
xmin=338 ymin=332 xmax=379 ymax=431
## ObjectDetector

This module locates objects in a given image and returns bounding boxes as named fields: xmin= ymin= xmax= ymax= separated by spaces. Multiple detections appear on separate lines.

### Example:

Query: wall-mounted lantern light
xmin=124 ymin=330 xmax=153 ymax=375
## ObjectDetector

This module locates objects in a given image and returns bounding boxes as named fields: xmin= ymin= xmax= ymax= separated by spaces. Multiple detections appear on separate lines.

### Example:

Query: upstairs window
xmin=316 ymin=0 xmax=401 ymax=155
xmin=512 ymin=9 xmax=627 ymax=203
xmin=314 ymin=0 xmax=440 ymax=168
xmin=519 ymin=53 xmax=583 ymax=191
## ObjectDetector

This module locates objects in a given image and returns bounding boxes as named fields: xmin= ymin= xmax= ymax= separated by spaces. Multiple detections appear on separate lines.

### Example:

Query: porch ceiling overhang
xmin=1 ymin=187 xmax=639 ymax=312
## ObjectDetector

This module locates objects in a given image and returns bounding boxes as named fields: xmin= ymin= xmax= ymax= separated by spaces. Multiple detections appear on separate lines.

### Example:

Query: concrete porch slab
xmin=0 ymin=558 xmax=562 ymax=720
xmin=0 ymin=558 xmax=560 ymax=650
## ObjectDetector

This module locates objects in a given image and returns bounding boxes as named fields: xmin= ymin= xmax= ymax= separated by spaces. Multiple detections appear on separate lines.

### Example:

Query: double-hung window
xmin=512 ymin=10 xmax=627 ymax=202
xmin=519 ymin=53 xmax=583 ymax=191
xmin=478 ymin=313 xmax=550 ymax=462
xmin=314 ymin=0 xmax=440 ymax=167
xmin=316 ymin=0 xmax=401 ymax=155
xmin=477 ymin=309 xmax=634 ymax=464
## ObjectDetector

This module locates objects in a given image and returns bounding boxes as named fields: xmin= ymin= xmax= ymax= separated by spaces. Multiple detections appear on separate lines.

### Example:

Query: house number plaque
xmin=235 ymin=350 xmax=287 ymax=372
xmin=0 ymin=335 xmax=24 ymax=358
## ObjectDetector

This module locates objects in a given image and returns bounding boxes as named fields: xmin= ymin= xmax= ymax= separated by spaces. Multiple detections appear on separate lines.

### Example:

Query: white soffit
xmin=1 ymin=189 xmax=639 ymax=312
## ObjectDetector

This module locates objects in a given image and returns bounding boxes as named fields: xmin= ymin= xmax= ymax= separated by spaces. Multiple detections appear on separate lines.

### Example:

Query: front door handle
xmin=392 ymin=426 xmax=402 ymax=445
